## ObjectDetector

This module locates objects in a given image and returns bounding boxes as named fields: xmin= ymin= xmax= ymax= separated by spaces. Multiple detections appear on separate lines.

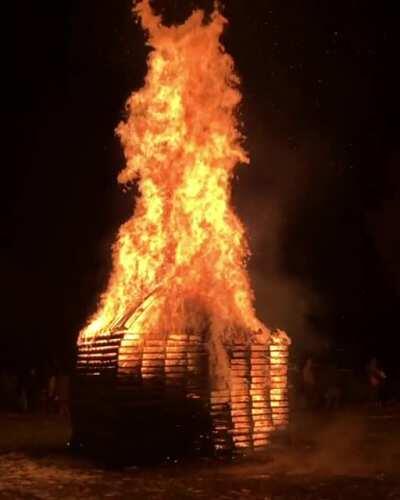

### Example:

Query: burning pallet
xmin=73 ymin=329 xmax=289 ymax=462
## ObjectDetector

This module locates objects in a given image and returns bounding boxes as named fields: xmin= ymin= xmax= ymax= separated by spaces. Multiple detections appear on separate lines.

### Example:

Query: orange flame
xmin=79 ymin=0 xmax=268 ymax=343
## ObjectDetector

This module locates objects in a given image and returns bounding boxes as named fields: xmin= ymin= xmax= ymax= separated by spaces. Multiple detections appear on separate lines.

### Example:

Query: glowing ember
xmin=79 ymin=1 xmax=267 ymax=344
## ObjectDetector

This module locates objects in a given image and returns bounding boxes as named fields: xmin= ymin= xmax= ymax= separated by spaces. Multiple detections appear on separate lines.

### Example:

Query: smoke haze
xmin=234 ymin=131 xmax=335 ymax=353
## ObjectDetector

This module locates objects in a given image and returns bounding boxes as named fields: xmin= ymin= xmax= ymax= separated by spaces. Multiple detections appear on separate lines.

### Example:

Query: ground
xmin=0 ymin=408 xmax=400 ymax=499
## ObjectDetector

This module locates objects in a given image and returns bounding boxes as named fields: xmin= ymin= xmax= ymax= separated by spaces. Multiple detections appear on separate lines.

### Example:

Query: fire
xmin=79 ymin=1 xmax=267 ymax=344
xmin=75 ymin=1 xmax=291 ymax=459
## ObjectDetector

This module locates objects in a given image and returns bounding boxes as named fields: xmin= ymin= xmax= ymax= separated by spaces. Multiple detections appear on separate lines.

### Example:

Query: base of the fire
xmin=72 ymin=329 xmax=289 ymax=464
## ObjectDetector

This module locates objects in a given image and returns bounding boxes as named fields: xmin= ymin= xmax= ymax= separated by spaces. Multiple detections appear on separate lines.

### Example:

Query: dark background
xmin=4 ymin=1 xmax=399 ymax=374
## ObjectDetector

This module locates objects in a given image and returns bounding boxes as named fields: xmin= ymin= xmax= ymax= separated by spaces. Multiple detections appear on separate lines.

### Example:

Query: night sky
xmin=5 ymin=1 xmax=399 ymax=373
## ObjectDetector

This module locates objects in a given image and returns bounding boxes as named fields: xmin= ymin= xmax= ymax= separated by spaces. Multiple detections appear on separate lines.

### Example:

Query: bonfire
xmin=74 ymin=0 xmax=290 ymax=461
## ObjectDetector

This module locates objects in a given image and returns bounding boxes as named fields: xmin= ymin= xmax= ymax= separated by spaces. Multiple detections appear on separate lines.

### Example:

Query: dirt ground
xmin=1 ymin=408 xmax=400 ymax=499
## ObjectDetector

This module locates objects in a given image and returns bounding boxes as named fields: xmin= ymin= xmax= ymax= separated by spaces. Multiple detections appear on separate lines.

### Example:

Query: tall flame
xmin=79 ymin=0 xmax=268 ymax=344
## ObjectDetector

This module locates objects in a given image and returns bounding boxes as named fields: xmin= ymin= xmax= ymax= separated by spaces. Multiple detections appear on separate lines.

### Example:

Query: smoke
xmin=287 ymin=413 xmax=368 ymax=475
xmin=235 ymin=131 xmax=334 ymax=353
xmin=220 ymin=410 xmax=400 ymax=478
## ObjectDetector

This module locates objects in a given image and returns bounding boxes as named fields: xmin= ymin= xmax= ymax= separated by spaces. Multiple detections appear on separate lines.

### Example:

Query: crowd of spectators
xmin=291 ymin=354 xmax=395 ymax=411
xmin=0 ymin=362 xmax=70 ymax=417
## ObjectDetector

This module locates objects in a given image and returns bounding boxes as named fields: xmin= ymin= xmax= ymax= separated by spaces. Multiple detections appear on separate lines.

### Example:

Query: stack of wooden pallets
xmin=73 ymin=330 xmax=289 ymax=463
